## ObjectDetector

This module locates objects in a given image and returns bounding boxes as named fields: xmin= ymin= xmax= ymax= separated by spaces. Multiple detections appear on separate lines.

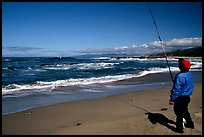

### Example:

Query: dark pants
xmin=173 ymin=96 xmax=194 ymax=130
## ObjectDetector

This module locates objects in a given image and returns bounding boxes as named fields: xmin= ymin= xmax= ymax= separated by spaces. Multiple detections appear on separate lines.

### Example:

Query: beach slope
xmin=2 ymin=82 xmax=202 ymax=135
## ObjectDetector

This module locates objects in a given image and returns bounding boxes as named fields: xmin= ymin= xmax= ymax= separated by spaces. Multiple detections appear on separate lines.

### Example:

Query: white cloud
xmin=121 ymin=46 xmax=128 ymax=49
xmin=141 ymin=44 xmax=149 ymax=48
xmin=3 ymin=37 xmax=202 ymax=57
xmin=71 ymin=37 xmax=202 ymax=56
xmin=165 ymin=37 xmax=202 ymax=46
xmin=114 ymin=46 xmax=128 ymax=50
xmin=139 ymin=37 xmax=202 ymax=54
xmin=149 ymin=41 xmax=162 ymax=47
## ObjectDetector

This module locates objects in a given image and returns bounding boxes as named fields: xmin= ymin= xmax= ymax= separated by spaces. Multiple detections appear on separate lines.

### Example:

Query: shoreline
xmin=2 ymin=71 xmax=202 ymax=115
xmin=2 ymin=72 xmax=202 ymax=135
xmin=4 ymin=70 xmax=201 ymax=115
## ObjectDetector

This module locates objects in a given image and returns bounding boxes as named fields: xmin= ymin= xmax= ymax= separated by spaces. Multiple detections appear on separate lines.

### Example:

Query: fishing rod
xmin=147 ymin=2 xmax=174 ymax=83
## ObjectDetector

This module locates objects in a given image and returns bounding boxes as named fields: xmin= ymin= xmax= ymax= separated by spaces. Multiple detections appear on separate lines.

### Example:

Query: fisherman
xmin=169 ymin=58 xmax=195 ymax=133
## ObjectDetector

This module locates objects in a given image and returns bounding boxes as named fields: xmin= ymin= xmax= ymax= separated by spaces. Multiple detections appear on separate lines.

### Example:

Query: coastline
xmin=2 ymin=72 xmax=202 ymax=135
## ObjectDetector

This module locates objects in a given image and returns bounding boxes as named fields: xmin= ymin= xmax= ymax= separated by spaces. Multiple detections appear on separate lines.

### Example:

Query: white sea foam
xmin=2 ymin=67 xmax=9 ymax=70
xmin=81 ymin=89 xmax=103 ymax=93
xmin=2 ymin=59 xmax=11 ymax=62
xmin=190 ymin=61 xmax=202 ymax=69
xmin=2 ymin=58 xmax=202 ymax=96
xmin=43 ymin=62 xmax=121 ymax=70
xmin=95 ymin=57 xmax=179 ymax=62
xmin=93 ymin=57 xmax=110 ymax=60
xmin=1 ymin=66 xmax=174 ymax=95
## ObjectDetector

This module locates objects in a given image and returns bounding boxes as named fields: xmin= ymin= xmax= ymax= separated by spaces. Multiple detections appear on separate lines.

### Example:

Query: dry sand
xmin=2 ymin=82 xmax=202 ymax=135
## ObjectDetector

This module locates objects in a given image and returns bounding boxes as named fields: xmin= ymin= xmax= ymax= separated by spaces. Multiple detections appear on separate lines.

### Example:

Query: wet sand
xmin=2 ymin=72 xmax=202 ymax=135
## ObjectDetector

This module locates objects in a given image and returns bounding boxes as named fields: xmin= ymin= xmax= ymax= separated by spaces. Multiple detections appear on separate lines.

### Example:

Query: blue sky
xmin=2 ymin=2 xmax=202 ymax=57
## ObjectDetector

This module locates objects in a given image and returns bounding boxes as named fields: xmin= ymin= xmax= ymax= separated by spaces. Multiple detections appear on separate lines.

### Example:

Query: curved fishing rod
xmin=147 ymin=2 xmax=174 ymax=83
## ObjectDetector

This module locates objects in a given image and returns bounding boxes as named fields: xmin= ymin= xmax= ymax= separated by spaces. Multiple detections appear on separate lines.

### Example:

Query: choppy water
xmin=2 ymin=56 xmax=202 ymax=114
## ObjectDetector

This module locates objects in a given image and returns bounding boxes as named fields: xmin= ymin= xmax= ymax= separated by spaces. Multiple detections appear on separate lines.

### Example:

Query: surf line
xmin=147 ymin=2 xmax=174 ymax=83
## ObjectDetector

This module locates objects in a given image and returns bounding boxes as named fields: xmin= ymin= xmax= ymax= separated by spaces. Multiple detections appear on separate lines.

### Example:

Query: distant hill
xmin=151 ymin=46 xmax=202 ymax=57
xmin=73 ymin=46 xmax=202 ymax=59
xmin=74 ymin=53 xmax=140 ymax=59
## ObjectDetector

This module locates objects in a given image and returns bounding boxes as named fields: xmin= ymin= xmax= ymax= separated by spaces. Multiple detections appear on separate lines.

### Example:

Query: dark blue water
xmin=2 ymin=56 xmax=202 ymax=114
xmin=2 ymin=56 xmax=202 ymax=95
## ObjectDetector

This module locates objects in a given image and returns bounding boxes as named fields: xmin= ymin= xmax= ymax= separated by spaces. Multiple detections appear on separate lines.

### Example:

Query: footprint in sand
xmin=161 ymin=108 xmax=168 ymax=111
xmin=76 ymin=123 xmax=81 ymax=126
xmin=25 ymin=111 xmax=32 ymax=115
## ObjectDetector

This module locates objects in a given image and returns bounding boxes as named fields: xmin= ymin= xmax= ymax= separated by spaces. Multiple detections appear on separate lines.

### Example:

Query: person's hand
xmin=169 ymin=100 xmax=174 ymax=105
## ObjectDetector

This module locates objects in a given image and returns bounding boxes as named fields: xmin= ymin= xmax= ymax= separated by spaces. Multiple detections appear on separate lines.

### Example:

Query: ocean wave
xmin=2 ymin=57 xmax=202 ymax=96
xmin=1 ymin=66 xmax=177 ymax=96
xmin=2 ymin=66 xmax=202 ymax=96
xmin=95 ymin=57 xmax=179 ymax=61
xmin=190 ymin=61 xmax=202 ymax=69
xmin=2 ymin=59 xmax=12 ymax=62
xmin=2 ymin=67 xmax=9 ymax=70
xmin=43 ymin=62 xmax=122 ymax=70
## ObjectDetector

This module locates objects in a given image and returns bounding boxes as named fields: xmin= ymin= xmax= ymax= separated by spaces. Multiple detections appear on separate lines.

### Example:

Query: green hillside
xmin=154 ymin=46 xmax=202 ymax=57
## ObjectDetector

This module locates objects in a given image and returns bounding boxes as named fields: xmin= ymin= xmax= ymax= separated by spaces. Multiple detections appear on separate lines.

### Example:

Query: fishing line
xmin=115 ymin=97 xmax=150 ymax=113
xmin=147 ymin=2 xmax=174 ymax=83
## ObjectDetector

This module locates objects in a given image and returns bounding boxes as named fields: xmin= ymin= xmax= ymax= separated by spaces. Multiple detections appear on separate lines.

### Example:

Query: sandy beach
xmin=2 ymin=73 xmax=202 ymax=135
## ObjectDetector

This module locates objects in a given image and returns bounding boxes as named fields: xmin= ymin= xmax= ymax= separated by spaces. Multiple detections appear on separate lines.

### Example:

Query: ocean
xmin=2 ymin=56 xmax=202 ymax=115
